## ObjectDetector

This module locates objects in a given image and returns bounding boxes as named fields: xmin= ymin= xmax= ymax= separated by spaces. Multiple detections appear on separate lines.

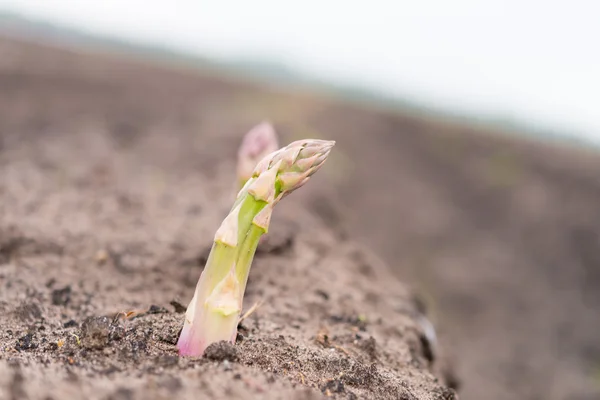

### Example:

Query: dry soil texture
xmin=2 ymin=35 xmax=600 ymax=400
xmin=0 ymin=37 xmax=456 ymax=400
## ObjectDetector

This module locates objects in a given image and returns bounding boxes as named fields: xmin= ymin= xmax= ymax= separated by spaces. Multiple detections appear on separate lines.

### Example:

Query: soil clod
xmin=63 ymin=319 xmax=78 ymax=328
xmin=169 ymin=300 xmax=187 ymax=314
xmin=80 ymin=316 xmax=124 ymax=349
xmin=80 ymin=316 xmax=111 ymax=349
xmin=147 ymin=305 xmax=168 ymax=314
xmin=15 ymin=333 xmax=37 ymax=351
xmin=203 ymin=341 xmax=239 ymax=362
xmin=51 ymin=285 xmax=72 ymax=306
xmin=0 ymin=36 xmax=462 ymax=400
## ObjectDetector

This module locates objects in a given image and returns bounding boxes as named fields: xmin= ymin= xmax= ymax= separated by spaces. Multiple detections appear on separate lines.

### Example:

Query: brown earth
xmin=1 ymin=35 xmax=600 ymax=400
xmin=0 ymin=36 xmax=456 ymax=400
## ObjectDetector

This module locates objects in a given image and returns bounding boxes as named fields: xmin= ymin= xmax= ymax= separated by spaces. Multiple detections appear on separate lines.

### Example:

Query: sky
xmin=1 ymin=0 xmax=599 ymax=143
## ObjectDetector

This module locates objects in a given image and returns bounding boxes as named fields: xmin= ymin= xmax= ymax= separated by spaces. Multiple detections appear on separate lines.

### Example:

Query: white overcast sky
xmin=1 ymin=0 xmax=599 ymax=143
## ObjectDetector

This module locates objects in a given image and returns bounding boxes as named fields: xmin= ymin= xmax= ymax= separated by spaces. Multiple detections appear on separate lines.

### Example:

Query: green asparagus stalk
xmin=236 ymin=122 xmax=279 ymax=190
xmin=177 ymin=138 xmax=335 ymax=356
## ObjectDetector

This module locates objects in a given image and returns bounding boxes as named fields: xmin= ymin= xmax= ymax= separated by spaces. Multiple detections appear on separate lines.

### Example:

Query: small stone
xmin=63 ymin=320 xmax=77 ymax=328
xmin=147 ymin=305 xmax=168 ymax=314
xmin=80 ymin=316 xmax=111 ymax=349
xmin=95 ymin=249 xmax=109 ymax=264
xmin=15 ymin=333 xmax=37 ymax=351
xmin=109 ymin=322 xmax=125 ymax=341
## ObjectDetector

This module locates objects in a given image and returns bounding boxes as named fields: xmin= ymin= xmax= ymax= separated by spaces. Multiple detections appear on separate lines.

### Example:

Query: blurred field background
xmin=1 ymin=3 xmax=600 ymax=400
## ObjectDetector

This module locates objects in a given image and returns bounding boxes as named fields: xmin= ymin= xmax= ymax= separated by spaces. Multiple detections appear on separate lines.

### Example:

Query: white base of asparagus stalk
xmin=177 ymin=267 xmax=241 ymax=356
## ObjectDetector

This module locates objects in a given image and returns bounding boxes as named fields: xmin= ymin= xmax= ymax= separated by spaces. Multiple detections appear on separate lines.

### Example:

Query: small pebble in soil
xmin=147 ymin=305 xmax=168 ymax=314
xmin=63 ymin=319 xmax=77 ymax=328
xmin=51 ymin=285 xmax=72 ymax=306
xmin=109 ymin=323 xmax=125 ymax=341
xmin=80 ymin=316 xmax=124 ymax=349
xmin=203 ymin=341 xmax=239 ymax=362
xmin=170 ymin=300 xmax=187 ymax=314
xmin=80 ymin=316 xmax=110 ymax=349
xmin=15 ymin=333 xmax=37 ymax=351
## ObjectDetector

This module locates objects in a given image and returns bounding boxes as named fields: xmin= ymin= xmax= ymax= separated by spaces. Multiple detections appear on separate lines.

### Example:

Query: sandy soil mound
xmin=3 ymin=34 xmax=600 ymax=400
xmin=0 ymin=38 xmax=456 ymax=400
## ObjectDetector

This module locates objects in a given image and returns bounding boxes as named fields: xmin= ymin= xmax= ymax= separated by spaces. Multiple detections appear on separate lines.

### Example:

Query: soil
xmin=2 ymin=33 xmax=600 ymax=400
xmin=0 ymin=36 xmax=457 ymax=400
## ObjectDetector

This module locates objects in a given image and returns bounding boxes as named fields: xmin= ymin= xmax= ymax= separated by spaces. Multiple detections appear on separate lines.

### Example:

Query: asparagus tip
xmin=237 ymin=122 xmax=279 ymax=188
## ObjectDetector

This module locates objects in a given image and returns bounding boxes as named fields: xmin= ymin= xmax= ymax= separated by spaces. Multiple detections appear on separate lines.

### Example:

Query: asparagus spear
xmin=236 ymin=122 xmax=279 ymax=190
xmin=177 ymin=139 xmax=335 ymax=357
